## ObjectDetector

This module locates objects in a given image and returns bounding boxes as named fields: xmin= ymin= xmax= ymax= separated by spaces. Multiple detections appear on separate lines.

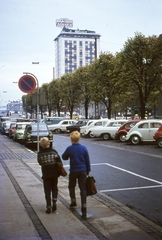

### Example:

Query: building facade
xmin=54 ymin=27 xmax=101 ymax=79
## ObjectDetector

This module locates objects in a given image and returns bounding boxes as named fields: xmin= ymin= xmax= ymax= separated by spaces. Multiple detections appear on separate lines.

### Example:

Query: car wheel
xmin=119 ymin=134 xmax=126 ymax=142
xmin=102 ymin=133 xmax=111 ymax=140
xmin=54 ymin=128 xmax=61 ymax=134
xmin=157 ymin=139 xmax=162 ymax=148
xmin=13 ymin=136 xmax=17 ymax=142
xmin=89 ymin=131 xmax=95 ymax=138
xmin=25 ymin=142 xmax=29 ymax=148
xmin=130 ymin=135 xmax=141 ymax=145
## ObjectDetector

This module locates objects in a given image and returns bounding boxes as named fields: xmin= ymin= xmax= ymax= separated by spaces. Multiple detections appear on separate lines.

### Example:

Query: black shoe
xmin=81 ymin=207 xmax=87 ymax=219
xmin=46 ymin=208 xmax=51 ymax=214
xmin=52 ymin=204 xmax=57 ymax=212
xmin=81 ymin=213 xmax=87 ymax=220
xmin=70 ymin=202 xmax=77 ymax=207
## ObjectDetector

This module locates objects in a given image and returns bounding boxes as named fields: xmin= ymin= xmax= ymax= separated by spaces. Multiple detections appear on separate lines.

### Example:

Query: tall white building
xmin=54 ymin=27 xmax=101 ymax=79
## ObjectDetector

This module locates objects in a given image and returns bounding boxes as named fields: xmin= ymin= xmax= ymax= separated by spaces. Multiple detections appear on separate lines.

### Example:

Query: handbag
xmin=56 ymin=162 xmax=67 ymax=177
xmin=86 ymin=176 xmax=97 ymax=196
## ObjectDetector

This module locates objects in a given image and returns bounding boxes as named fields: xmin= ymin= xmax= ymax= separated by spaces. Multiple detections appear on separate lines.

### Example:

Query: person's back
xmin=62 ymin=131 xmax=91 ymax=219
xmin=38 ymin=137 xmax=62 ymax=214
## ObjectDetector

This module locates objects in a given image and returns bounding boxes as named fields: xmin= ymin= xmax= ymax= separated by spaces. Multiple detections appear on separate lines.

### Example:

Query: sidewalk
xmin=0 ymin=134 xmax=162 ymax=240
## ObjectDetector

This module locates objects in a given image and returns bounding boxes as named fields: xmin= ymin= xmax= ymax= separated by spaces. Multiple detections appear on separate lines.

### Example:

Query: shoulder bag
xmin=56 ymin=162 xmax=67 ymax=177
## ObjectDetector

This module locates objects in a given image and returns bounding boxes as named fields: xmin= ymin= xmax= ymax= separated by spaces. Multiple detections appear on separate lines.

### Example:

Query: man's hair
xmin=40 ymin=137 xmax=50 ymax=148
xmin=70 ymin=131 xmax=80 ymax=143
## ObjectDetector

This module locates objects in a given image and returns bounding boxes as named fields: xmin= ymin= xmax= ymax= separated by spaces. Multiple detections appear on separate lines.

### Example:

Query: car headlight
xmin=49 ymin=133 xmax=53 ymax=138
xmin=27 ymin=134 xmax=31 ymax=138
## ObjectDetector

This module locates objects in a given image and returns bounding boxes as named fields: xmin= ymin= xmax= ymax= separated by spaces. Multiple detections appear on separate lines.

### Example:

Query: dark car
xmin=66 ymin=119 xmax=89 ymax=133
xmin=114 ymin=119 xmax=141 ymax=142
xmin=153 ymin=124 xmax=162 ymax=147
xmin=24 ymin=123 xmax=53 ymax=147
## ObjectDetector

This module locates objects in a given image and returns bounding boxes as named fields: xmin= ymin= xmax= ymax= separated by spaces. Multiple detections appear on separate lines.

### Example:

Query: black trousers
xmin=43 ymin=177 xmax=58 ymax=208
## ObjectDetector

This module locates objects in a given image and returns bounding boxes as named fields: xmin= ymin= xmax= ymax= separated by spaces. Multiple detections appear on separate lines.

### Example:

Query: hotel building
xmin=54 ymin=27 xmax=101 ymax=79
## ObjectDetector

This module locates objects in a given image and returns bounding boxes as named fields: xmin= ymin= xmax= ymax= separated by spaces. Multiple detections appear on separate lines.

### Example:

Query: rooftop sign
xmin=56 ymin=18 xmax=73 ymax=28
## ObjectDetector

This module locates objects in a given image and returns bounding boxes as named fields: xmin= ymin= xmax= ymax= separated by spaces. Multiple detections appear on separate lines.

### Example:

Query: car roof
xmin=136 ymin=119 xmax=162 ymax=124
xmin=16 ymin=122 xmax=31 ymax=124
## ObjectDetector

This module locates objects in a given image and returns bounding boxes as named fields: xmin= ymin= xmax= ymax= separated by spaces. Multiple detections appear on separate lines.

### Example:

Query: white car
xmin=13 ymin=122 xmax=31 ymax=142
xmin=83 ymin=119 xmax=109 ymax=138
xmin=47 ymin=119 xmax=77 ymax=133
xmin=80 ymin=120 xmax=96 ymax=135
xmin=91 ymin=119 xmax=127 ymax=140
xmin=125 ymin=119 xmax=162 ymax=145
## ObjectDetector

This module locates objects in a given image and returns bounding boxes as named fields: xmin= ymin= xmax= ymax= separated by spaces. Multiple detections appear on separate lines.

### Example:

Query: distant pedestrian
xmin=62 ymin=131 xmax=91 ymax=219
xmin=37 ymin=137 xmax=62 ymax=214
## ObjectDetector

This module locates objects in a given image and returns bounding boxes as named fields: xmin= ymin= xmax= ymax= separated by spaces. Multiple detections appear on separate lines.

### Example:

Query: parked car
xmin=0 ymin=116 xmax=10 ymax=132
xmin=153 ymin=125 xmax=162 ymax=148
xmin=1 ymin=120 xmax=11 ymax=135
xmin=114 ymin=119 xmax=141 ymax=142
xmin=13 ymin=122 xmax=30 ymax=142
xmin=83 ymin=119 xmax=110 ymax=138
xmin=66 ymin=119 xmax=89 ymax=133
xmin=44 ymin=117 xmax=66 ymax=126
xmin=80 ymin=120 xmax=95 ymax=136
xmin=125 ymin=119 xmax=162 ymax=145
xmin=91 ymin=119 xmax=127 ymax=140
xmin=24 ymin=123 xmax=53 ymax=147
xmin=47 ymin=119 xmax=77 ymax=133
xmin=9 ymin=122 xmax=17 ymax=139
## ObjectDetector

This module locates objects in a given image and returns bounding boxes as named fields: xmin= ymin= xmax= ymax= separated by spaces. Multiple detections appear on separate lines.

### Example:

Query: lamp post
xmin=32 ymin=61 xmax=40 ymax=152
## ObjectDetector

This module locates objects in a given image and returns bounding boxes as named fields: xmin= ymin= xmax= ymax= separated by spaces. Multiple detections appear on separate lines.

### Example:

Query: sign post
xmin=19 ymin=73 xmax=40 ymax=152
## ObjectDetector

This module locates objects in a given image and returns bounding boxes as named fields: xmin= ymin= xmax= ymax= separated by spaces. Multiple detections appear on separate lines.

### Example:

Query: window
xmin=150 ymin=122 xmax=161 ymax=128
xmin=138 ymin=123 xmax=148 ymax=128
xmin=62 ymin=121 xmax=68 ymax=125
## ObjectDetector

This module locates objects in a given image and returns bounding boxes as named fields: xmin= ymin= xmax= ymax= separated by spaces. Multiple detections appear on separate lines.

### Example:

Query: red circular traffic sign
xmin=18 ymin=75 xmax=36 ymax=93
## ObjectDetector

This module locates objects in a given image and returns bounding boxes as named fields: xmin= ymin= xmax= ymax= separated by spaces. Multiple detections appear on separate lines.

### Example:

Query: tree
xmin=120 ymin=33 xmax=162 ymax=119
xmin=48 ymin=79 xmax=63 ymax=117
xmin=89 ymin=53 xmax=122 ymax=119
xmin=60 ymin=73 xmax=82 ymax=119
xmin=73 ymin=66 xmax=92 ymax=118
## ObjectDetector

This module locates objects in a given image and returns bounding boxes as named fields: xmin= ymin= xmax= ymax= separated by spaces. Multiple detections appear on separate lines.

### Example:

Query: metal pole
xmin=23 ymin=72 xmax=40 ymax=152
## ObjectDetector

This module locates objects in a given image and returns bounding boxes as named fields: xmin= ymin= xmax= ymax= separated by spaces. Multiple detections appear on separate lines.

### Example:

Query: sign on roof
xmin=56 ymin=18 xmax=73 ymax=28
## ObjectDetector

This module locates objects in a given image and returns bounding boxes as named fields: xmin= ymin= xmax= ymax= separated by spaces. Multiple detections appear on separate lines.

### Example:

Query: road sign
xmin=18 ymin=75 xmax=36 ymax=93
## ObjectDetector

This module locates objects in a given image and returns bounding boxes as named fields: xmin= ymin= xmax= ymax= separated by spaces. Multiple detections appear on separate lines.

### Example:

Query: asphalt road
xmin=52 ymin=134 xmax=162 ymax=227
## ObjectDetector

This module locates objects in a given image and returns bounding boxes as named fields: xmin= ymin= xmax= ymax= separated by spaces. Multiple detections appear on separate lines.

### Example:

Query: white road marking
xmin=92 ymin=163 xmax=162 ymax=184
xmin=100 ymin=185 xmax=162 ymax=192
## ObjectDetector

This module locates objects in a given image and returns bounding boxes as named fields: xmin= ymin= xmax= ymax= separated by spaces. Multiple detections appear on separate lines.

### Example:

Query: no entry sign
xmin=18 ymin=75 xmax=36 ymax=93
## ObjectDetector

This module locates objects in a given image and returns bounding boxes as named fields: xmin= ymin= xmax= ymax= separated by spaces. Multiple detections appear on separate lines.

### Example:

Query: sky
xmin=0 ymin=0 xmax=162 ymax=106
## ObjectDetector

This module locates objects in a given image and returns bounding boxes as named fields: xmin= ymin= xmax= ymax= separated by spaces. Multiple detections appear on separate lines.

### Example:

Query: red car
xmin=8 ymin=122 xmax=17 ymax=139
xmin=114 ymin=119 xmax=141 ymax=142
xmin=153 ymin=125 xmax=162 ymax=147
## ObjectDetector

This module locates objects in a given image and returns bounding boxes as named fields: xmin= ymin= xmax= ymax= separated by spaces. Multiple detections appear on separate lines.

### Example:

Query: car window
xmin=150 ymin=122 xmax=161 ymax=128
xmin=62 ymin=121 xmax=68 ymax=125
xmin=103 ymin=121 xmax=108 ymax=126
xmin=138 ymin=123 xmax=148 ymax=128
xmin=107 ymin=122 xmax=114 ymax=126
xmin=94 ymin=122 xmax=103 ymax=126
xmin=129 ymin=122 xmax=137 ymax=128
